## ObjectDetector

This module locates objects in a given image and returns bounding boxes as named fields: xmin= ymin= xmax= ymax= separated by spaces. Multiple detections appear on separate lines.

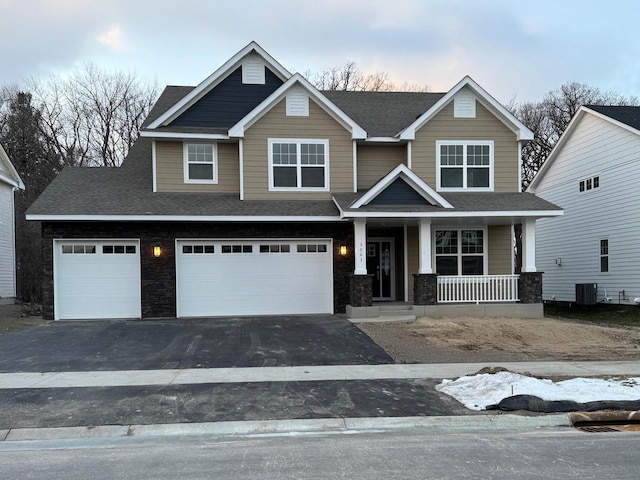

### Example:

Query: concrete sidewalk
xmin=1 ymin=360 xmax=640 ymax=389
xmin=1 ymin=360 xmax=639 ymax=443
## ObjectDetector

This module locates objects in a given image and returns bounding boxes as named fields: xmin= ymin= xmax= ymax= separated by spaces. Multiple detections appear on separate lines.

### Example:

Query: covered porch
xmin=344 ymin=216 xmax=544 ymax=319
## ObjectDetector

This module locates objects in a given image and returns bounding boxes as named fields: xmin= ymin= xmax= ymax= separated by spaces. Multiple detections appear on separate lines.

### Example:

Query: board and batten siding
xmin=242 ymin=99 xmax=353 ymax=200
xmin=0 ymin=183 xmax=16 ymax=299
xmin=534 ymin=113 xmax=640 ymax=303
xmin=154 ymin=141 xmax=240 ymax=193
xmin=411 ymin=96 xmax=519 ymax=192
xmin=357 ymin=145 xmax=407 ymax=190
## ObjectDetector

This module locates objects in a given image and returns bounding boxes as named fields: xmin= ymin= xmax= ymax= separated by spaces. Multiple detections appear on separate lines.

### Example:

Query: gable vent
xmin=286 ymin=88 xmax=309 ymax=117
xmin=454 ymin=91 xmax=476 ymax=118
xmin=242 ymin=55 xmax=265 ymax=84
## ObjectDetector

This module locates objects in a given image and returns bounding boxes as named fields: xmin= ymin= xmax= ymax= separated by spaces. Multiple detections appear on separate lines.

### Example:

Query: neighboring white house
xmin=0 ymin=143 xmax=24 ymax=303
xmin=528 ymin=105 xmax=640 ymax=305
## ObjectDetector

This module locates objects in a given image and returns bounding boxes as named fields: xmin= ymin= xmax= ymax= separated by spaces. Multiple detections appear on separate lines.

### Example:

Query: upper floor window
xmin=436 ymin=141 xmax=493 ymax=191
xmin=579 ymin=175 xmax=599 ymax=192
xmin=184 ymin=143 xmax=217 ymax=184
xmin=268 ymin=139 xmax=329 ymax=191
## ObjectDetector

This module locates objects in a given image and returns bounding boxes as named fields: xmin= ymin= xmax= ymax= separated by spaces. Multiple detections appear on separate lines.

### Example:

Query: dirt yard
xmin=357 ymin=316 xmax=640 ymax=364
xmin=2 ymin=304 xmax=639 ymax=364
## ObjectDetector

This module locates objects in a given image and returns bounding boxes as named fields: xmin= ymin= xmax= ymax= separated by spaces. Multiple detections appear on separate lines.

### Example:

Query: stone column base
xmin=413 ymin=274 xmax=437 ymax=305
xmin=519 ymin=272 xmax=543 ymax=304
xmin=349 ymin=274 xmax=373 ymax=307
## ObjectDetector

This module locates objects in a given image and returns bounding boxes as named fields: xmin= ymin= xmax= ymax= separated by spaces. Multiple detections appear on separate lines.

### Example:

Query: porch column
xmin=354 ymin=218 xmax=367 ymax=275
xmin=521 ymin=218 xmax=537 ymax=273
xmin=418 ymin=218 xmax=432 ymax=274
xmin=349 ymin=218 xmax=373 ymax=307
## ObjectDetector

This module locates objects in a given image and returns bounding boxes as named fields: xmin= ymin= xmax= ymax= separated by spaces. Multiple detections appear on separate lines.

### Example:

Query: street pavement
xmin=1 ymin=315 xmax=639 ymax=442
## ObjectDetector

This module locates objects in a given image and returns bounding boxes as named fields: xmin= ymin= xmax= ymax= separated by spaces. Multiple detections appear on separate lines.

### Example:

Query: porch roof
xmin=333 ymin=191 xmax=563 ymax=218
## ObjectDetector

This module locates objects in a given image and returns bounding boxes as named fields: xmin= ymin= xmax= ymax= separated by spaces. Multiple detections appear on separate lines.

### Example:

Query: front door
xmin=367 ymin=238 xmax=394 ymax=300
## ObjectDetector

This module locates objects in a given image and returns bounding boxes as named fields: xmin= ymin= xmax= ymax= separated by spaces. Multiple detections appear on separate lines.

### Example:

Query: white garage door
xmin=176 ymin=239 xmax=333 ymax=317
xmin=54 ymin=240 xmax=141 ymax=320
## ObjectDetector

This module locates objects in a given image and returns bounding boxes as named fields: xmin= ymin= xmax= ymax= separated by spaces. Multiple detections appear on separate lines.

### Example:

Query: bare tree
xmin=306 ymin=62 xmax=428 ymax=92
xmin=30 ymin=63 xmax=159 ymax=167
xmin=509 ymin=82 xmax=640 ymax=189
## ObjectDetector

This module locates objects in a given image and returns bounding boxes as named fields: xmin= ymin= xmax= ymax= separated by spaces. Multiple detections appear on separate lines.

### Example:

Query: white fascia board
xmin=527 ymin=107 xmax=588 ymax=192
xmin=147 ymin=41 xmax=292 ymax=129
xmin=364 ymin=137 xmax=402 ymax=143
xmin=0 ymin=144 xmax=25 ymax=190
xmin=140 ymin=131 xmax=230 ymax=140
xmin=399 ymin=76 xmax=534 ymax=142
xmin=26 ymin=214 xmax=344 ymax=222
xmin=352 ymin=164 xmax=453 ymax=209
xmin=341 ymin=209 xmax=564 ymax=219
xmin=530 ymin=105 xmax=640 ymax=192
xmin=229 ymin=74 xmax=367 ymax=140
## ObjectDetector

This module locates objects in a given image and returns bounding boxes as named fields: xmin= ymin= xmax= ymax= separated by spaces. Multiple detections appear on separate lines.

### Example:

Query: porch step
xmin=377 ymin=303 xmax=413 ymax=312
xmin=358 ymin=314 xmax=417 ymax=323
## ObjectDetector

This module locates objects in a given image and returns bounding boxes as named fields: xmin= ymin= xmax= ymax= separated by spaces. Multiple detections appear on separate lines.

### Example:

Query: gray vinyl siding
xmin=0 ymin=183 xmax=16 ymax=298
xmin=243 ymin=99 xmax=353 ymax=200
xmin=357 ymin=145 xmax=406 ymax=190
xmin=534 ymin=113 xmax=640 ymax=303
xmin=411 ymin=99 xmax=519 ymax=192
xmin=155 ymin=141 xmax=240 ymax=193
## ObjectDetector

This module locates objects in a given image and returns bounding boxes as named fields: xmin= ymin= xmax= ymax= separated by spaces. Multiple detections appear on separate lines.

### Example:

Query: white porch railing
xmin=437 ymin=275 xmax=520 ymax=303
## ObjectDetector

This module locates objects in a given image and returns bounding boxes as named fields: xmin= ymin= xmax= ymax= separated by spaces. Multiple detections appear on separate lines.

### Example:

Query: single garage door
xmin=176 ymin=239 xmax=333 ymax=317
xmin=54 ymin=239 xmax=141 ymax=320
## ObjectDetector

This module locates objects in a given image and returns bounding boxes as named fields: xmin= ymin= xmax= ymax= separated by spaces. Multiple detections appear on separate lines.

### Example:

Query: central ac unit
xmin=575 ymin=283 xmax=597 ymax=305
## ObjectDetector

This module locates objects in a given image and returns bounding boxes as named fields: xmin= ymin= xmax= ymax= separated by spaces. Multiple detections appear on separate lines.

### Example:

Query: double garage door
xmin=176 ymin=239 xmax=333 ymax=317
xmin=54 ymin=239 xmax=333 ymax=320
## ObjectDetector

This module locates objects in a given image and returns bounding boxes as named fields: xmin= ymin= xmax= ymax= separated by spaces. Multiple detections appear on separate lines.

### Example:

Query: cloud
xmin=96 ymin=24 xmax=125 ymax=51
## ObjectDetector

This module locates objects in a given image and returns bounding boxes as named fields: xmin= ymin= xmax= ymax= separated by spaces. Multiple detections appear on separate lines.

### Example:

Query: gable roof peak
xmin=146 ymin=41 xmax=292 ymax=129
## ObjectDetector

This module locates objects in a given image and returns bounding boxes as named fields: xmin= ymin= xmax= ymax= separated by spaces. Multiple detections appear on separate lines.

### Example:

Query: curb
xmin=1 ymin=414 xmax=572 ymax=443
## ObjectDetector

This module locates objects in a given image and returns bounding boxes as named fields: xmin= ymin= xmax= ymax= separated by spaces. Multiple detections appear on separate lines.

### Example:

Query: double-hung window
xmin=436 ymin=141 xmax=493 ymax=191
xmin=184 ymin=143 xmax=217 ymax=184
xmin=269 ymin=139 xmax=329 ymax=191
xmin=600 ymin=239 xmax=609 ymax=273
xmin=435 ymin=229 xmax=485 ymax=275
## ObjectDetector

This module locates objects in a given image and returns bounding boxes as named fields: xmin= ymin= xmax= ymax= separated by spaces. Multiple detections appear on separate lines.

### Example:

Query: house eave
xmin=26 ymin=214 xmax=346 ymax=222
xmin=340 ymin=210 xmax=564 ymax=219
xmin=140 ymin=131 xmax=230 ymax=140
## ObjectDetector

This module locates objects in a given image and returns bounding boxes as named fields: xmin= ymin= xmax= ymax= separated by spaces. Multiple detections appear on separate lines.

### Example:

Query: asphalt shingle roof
xmin=322 ymin=91 xmax=444 ymax=137
xmin=586 ymin=105 xmax=640 ymax=131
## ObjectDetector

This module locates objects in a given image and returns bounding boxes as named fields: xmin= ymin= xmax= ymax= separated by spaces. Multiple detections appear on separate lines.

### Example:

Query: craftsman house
xmin=528 ymin=105 xmax=640 ymax=305
xmin=27 ymin=42 xmax=562 ymax=320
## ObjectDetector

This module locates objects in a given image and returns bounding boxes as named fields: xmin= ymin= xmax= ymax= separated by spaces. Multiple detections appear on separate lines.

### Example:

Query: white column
xmin=418 ymin=218 xmax=433 ymax=274
xmin=354 ymin=218 xmax=367 ymax=275
xmin=521 ymin=218 xmax=537 ymax=273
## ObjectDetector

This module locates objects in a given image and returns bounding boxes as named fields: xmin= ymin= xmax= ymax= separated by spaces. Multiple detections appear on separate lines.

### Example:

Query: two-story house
xmin=528 ymin=105 xmax=640 ymax=305
xmin=27 ymin=42 xmax=562 ymax=321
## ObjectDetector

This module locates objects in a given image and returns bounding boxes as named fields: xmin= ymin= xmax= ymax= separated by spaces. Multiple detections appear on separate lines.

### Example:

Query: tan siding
xmin=488 ymin=225 xmax=513 ymax=275
xmin=357 ymin=145 xmax=406 ymax=190
xmin=411 ymin=99 xmax=519 ymax=192
xmin=406 ymin=226 xmax=419 ymax=302
xmin=155 ymin=141 xmax=240 ymax=193
xmin=243 ymin=99 xmax=353 ymax=200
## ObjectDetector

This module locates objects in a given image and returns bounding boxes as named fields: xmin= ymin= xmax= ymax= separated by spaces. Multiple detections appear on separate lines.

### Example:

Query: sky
xmin=1 ymin=0 xmax=639 ymax=104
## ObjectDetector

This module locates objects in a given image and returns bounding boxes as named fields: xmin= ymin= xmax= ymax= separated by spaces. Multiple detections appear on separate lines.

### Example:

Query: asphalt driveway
xmin=0 ymin=315 xmax=394 ymax=373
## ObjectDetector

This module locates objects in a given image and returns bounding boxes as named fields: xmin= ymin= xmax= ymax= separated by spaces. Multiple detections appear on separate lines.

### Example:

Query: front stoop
xmin=346 ymin=303 xmax=416 ymax=323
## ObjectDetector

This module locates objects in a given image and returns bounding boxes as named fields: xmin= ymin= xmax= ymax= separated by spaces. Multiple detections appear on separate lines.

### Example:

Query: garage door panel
xmin=177 ymin=240 xmax=333 ymax=317
xmin=54 ymin=240 xmax=141 ymax=320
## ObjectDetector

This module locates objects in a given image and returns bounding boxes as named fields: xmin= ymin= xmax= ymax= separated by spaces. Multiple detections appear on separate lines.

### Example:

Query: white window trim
xmin=599 ymin=238 xmax=609 ymax=274
xmin=432 ymin=227 xmax=488 ymax=275
xmin=268 ymin=138 xmax=330 ymax=192
xmin=436 ymin=140 xmax=494 ymax=192
xmin=183 ymin=142 xmax=218 ymax=184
